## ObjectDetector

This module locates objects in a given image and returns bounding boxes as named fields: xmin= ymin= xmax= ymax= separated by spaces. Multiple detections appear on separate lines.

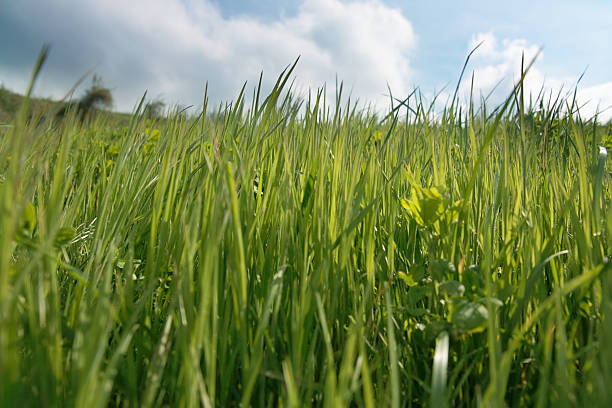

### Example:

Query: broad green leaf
xmin=22 ymin=202 xmax=37 ymax=233
xmin=430 ymin=259 xmax=456 ymax=281
xmin=54 ymin=227 xmax=76 ymax=247
xmin=398 ymin=271 xmax=418 ymax=287
xmin=451 ymin=300 xmax=488 ymax=333
xmin=438 ymin=280 xmax=465 ymax=297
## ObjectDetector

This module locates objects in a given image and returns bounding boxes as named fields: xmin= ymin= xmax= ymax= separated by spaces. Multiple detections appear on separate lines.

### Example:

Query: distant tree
xmin=79 ymin=74 xmax=112 ymax=112
xmin=56 ymin=74 xmax=113 ymax=121
xmin=143 ymin=99 xmax=165 ymax=119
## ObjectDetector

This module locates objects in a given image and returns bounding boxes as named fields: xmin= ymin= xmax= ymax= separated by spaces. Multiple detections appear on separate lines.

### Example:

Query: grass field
xmin=1 ymin=54 xmax=612 ymax=407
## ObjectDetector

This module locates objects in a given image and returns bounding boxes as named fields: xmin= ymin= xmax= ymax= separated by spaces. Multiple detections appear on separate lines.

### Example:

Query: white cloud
xmin=462 ymin=32 xmax=558 ymax=102
xmin=3 ymin=0 xmax=416 ymax=113
xmin=457 ymin=32 xmax=612 ymax=122
xmin=576 ymin=82 xmax=612 ymax=122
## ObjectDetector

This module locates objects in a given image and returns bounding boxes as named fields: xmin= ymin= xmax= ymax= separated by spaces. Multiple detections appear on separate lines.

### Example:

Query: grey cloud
xmin=1 ymin=0 xmax=417 ymax=113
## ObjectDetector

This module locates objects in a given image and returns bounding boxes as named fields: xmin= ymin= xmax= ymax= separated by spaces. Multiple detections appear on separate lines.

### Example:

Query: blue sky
xmin=1 ymin=0 xmax=611 ymax=120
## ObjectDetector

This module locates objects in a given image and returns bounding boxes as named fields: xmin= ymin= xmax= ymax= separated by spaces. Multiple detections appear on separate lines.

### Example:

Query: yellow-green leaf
xmin=54 ymin=227 xmax=76 ymax=247
xmin=22 ymin=202 xmax=37 ymax=233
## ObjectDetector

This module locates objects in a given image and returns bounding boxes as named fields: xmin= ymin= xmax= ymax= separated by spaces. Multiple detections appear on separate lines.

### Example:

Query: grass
xmin=1 ymin=52 xmax=612 ymax=407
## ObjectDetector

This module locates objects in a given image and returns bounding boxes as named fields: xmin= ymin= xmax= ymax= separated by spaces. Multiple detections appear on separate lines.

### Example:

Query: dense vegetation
xmin=0 ymin=87 xmax=56 ymax=125
xmin=1 ymin=55 xmax=612 ymax=407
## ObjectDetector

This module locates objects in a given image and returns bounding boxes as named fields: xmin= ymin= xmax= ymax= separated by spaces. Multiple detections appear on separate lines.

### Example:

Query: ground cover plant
xmin=1 ymin=51 xmax=612 ymax=407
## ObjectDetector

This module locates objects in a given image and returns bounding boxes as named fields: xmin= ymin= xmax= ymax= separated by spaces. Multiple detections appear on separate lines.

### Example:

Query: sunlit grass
xmin=1 ymin=51 xmax=611 ymax=407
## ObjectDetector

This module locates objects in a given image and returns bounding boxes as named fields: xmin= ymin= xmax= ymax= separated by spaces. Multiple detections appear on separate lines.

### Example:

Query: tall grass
xmin=1 ymin=52 xmax=611 ymax=407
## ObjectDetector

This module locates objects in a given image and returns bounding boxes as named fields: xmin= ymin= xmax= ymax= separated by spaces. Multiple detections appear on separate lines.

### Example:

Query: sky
xmin=1 ymin=0 xmax=611 ymax=121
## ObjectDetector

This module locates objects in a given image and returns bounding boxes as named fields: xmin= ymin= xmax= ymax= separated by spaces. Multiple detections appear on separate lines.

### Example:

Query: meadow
xmin=1 ymin=53 xmax=612 ymax=407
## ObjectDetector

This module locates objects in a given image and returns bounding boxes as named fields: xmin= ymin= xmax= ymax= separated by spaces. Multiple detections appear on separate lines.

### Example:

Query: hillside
xmin=0 ymin=86 xmax=132 ymax=125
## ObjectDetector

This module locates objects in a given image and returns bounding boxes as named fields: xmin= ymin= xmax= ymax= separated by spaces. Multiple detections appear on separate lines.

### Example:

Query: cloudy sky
xmin=1 ymin=0 xmax=611 ymax=120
